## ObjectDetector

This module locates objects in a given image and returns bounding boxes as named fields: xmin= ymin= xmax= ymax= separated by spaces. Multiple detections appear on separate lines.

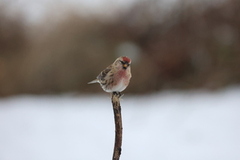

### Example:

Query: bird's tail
xmin=87 ymin=79 xmax=99 ymax=84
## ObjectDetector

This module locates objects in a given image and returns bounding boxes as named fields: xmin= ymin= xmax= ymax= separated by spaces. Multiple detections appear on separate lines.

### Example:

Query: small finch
xmin=88 ymin=56 xmax=132 ymax=94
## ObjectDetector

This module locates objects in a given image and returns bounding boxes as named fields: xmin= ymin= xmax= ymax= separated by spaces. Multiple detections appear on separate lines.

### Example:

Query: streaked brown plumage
xmin=88 ymin=56 xmax=132 ymax=93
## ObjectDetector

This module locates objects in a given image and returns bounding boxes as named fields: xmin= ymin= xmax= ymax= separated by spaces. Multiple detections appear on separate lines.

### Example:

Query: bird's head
xmin=115 ymin=56 xmax=131 ymax=70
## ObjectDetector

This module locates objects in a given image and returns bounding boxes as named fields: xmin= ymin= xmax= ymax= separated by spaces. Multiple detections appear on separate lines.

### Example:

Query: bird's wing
xmin=97 ymin=65 xmax=112 ymax=81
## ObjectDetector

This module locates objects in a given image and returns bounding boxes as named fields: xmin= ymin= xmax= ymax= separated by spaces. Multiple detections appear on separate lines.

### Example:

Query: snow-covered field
xmin=0 ymin=87 xmax=240 ymax=160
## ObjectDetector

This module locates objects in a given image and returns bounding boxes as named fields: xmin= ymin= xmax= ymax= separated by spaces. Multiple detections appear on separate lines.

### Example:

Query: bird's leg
xmin=113 ymin=92 xmax=124 ymax=98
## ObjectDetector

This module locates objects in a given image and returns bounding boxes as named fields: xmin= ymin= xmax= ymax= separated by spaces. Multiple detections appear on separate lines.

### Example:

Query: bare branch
xmin=111 ymin=92 xmax=123 ymax=160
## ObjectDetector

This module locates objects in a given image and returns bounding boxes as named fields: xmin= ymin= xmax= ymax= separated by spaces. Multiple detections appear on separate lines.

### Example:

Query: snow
xmin=0 ymin=87 xmax=240 ymax=160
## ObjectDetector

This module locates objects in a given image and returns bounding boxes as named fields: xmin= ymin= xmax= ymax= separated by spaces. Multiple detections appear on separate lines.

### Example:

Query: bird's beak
xmin=123 ymin=64 xmax=128 ymax=68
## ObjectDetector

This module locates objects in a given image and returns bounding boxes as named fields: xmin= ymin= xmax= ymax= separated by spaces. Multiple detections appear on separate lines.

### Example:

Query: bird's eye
xmin=120 ymin=60 xmax=124 ymax=64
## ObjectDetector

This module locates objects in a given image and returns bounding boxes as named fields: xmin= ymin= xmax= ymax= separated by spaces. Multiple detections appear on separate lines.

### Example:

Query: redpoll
xmin=88 ymin=56 xmax=132 ymax=94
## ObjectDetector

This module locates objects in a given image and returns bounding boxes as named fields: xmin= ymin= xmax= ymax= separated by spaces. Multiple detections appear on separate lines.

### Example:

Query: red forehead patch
xmin=122 ymin=56 xmax=131 ymax=63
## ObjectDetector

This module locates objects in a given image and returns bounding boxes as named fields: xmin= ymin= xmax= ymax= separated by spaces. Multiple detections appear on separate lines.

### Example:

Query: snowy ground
xmin=0 ymin=87 xmax=240 ymax=160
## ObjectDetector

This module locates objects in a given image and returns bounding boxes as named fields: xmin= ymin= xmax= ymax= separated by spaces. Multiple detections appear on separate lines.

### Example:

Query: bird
xmin=88 ymin=56 xmax=132 ymax=94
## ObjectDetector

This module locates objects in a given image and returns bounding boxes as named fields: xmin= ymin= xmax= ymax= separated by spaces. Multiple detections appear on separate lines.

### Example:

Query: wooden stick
xmin=111 ymin=92 xmax=123 ymax=160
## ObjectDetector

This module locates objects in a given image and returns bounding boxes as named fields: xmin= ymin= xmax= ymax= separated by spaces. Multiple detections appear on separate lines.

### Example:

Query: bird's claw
xmin=112 ymin=92 xmax=124 ymax=98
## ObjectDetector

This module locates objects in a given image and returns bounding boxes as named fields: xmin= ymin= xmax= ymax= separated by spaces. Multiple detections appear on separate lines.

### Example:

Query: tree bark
xmin=111 ymin=92 xmax=123 ymax=160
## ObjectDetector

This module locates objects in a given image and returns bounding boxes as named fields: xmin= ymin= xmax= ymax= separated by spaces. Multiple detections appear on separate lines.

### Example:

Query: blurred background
xmin=0 ymin=0 xmax=239 ymax=96
xmin=0 ymin=0 xmax=240 ymax=160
